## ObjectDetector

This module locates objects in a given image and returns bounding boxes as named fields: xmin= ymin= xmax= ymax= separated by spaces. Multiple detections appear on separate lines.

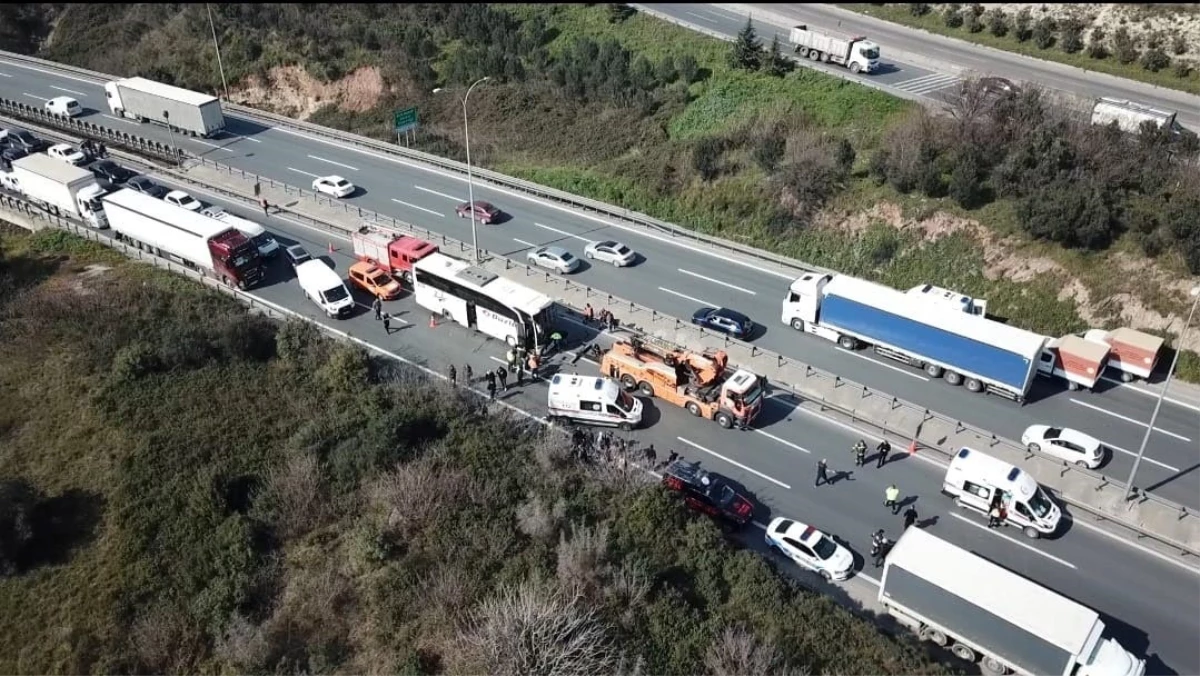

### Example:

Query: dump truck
xmin=104 ymin=77 xmax=225 ymax=138
xmin=790 ymin=25 xmax=880 ymax=74
xmin=599 ymin=335 xmax=765 ymax=429
xmin=1082 ymin=327 xmax=1163 ymax=382
xmin=351 ymin=224 xmax=438 ymax=283
xmin=1091 ymin=97 xmax=1183 ymax=136
xmin=103 ymin=188 xmax=263 ymax=289
xmin=879 ymin=528 xmax=1145 ymax=676
xmin=9 ymin=152 xmax=108 ymax=228
xmin=783 ymin=272 xmax=1051 ymax=401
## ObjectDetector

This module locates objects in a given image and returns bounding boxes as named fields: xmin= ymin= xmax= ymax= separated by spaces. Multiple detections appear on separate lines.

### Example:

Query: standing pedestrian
xmin=372 ymin=297 xmax=382 ymax=320
xmin=485 ymin=369 xmax=496 ymax=392
xmin=515 ymin=360 xmax=525 ymax=386
xmin=853 ymin=439 xmax=867 ymax=467
xmin=465 ymin=364 xmax=474 ymax=384
xmin=884 ymin=484 xmax=900 ymax=514
xmin=644 ymin=443 xmax=657 ymax=468
xmin=448 ymin=364 xmax=457 ymax=386
xmin=496 ymin=365 xmax=508 ymax=392
xmin=815 ymin=459 xmax=829 ymax=487
xmin=526 ymin=352 xmax=540 ymax=379
xmin=605 ymin=311 xmax=616 ymax=331
xmin=506 ymin=348 xmax=517 ymax=369
xmin=382 ymin=313 xmax=392 ymax=334
xmin=260 ymin=197 xmax=270 ymax=216
xmin=903 ymin=505 xmax=918 ymax=530
xmin=876 ymin=439 xmax=892 ymax=468
xmin=584 ymin=303 xmax=595 ymax=323
xmin=988 ymin=504 xmax=1002 ymax=528
xmin=486 ymin=378 xmax=497 ymax=400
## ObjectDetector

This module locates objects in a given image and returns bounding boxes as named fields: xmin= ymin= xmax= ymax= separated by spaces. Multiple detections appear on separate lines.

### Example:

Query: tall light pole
xmin=206 ymin=3 xmax=229 ymax=99
xmin=433 ymin=76 xmax=491 ymax=263
xmin=1125 ymin=284 xmax=1200 ymax=501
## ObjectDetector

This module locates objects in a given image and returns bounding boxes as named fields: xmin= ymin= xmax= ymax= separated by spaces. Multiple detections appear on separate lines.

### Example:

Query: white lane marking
xmin=1102 ymin=441 xmax=1180 ymax=472
xmin=685 ymin=10 xmax=718 ymax=23
xmin=658 ymin=287 xmax=715 ymax=307
xmin=194 ymin=139 xmax=233 ymax=152
xmin=845 ymin=350 xmax=930 ymax=381
xmin=413 ymin=185 xmax=464 ymax=202
xmin=513 ymin=238 xmax=536 ymax=248
xmin=754 ymin=429 xmax=811 ymax=455
xmin=307 ymin=154 xmax=359 ymax=171
xmin=535 ymin=222 xmax=591 ymax=243
xmin=22 ymin=92 xmax=48 ymax=101
xmin=227 ymin=135 xmax=262 ymax=144
xmin=50 ymin=85 xmax=87 ymax=96
xmin=391 ymin=199 xmax=444 ymax=218
xmin=287 ymin=167 xmax=320 ymax=179
xmin=1067 ymin=512 xmax=1200 ymax=576
xmin=677 ymin=268 xmax=757 ymax=295
xmin=677 ymin=437 xmax=792 ymax=490
xmin=0 ymin=72 xmax=11 ymax=78
xmin=1099 ymin=376 xmax=1200 ymax=414
xmin=1070 ymin=398 xmax=1192 ymax=442
xmin=0 ymin=59 xmax=103 ymax=86
xmin=948 ymin=513 xmax=1077 ymax=569
xmin=102 ymin=114 xmax=138 ymax=126
xmin=267 ymin=125 xmax=796 ymax=281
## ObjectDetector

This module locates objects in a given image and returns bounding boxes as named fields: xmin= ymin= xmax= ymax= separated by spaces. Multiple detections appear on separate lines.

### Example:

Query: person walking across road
xmin=815 ymin=459 xmax=830 ymax=487
xmin=876 ymin=439 xmax=892 ymax=468
xmin=465 ymin=363 xmax=474 ymax=384
xmin=448 ymin=364 xmax=457 ymax=387
xmin=884 ymin=484 xmax=900 ymax=514
xmin=496 ymin=365 xmax=508 ymax=392
xmin=903 ymin=505 xmax=918 ymax=530
xmin=382 ymin=313 xmax=392 ymax=334
xmin=372 ymin=297 xmax=383 ymax=320
xmin=853 ymin=439 xmax=867 ymax=467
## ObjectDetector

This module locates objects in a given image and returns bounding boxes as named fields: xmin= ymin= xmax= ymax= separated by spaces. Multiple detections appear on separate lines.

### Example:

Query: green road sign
xmin=394 ymin=107 xmax=419 ymax=133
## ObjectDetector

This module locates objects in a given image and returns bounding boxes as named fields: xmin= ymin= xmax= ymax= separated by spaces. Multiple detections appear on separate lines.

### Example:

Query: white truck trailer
xmin=1090 ymin=97 xmax=1183 ymax=135
xmin=103 ymin=188 xmax=263 ymax=289
xmin=104 ymin=77 xmax=225 ymax=138
xmin=9 ymin=152 xmax=108 ymax=228
xmin=879 ymin=528 xmax=1145 ymax=676
xmin=790 ymin=25 xmax=880 ymax=74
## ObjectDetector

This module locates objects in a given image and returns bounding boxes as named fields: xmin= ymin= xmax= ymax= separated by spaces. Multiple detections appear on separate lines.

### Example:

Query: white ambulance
xmin=942 ymin=447 xmax=1061 ymax=538
xmin=547 ymin=374 xmax=643 ymax=430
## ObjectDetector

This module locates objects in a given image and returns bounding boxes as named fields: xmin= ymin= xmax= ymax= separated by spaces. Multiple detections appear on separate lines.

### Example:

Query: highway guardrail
xmin=3 ymin=54 xmax=1197 ymax=563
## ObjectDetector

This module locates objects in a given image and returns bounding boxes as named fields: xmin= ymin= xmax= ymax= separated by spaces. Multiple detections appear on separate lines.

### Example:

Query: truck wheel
xmin=964 ymin=378 xmax=983 ymax=393
xmin=620 ymin=374 xmax=637 ymax=390
xmin=920 ymin=626 xmax=948 ymax=646
xmin=1121 ymin=371 xmax=1135 ymax=383
xmin=715 ymin=412 xmax=733 ymax=429
xmin=837 ymin=335 xmax=858 ymax=350
xmin=850 ymin=62 xmax=862 ymax=74
xmin=944 ymin=371 xmax=963 ymax=386
xmin=796 ymin=47 xmax=809 ymax=58
xmin=686 ymin=401 xmax=702 ymax=417
xmin=809 ymin=50 xmax=821 ymax=62
xmin=982 ymin=656 xmax=1009 ymax=675
xmin=637 ymin=381 xmax=654 ymax=397
xmin=950 ymin=643 xmax=976 ymax=662
xmin=924 ymin=363 xmax=943 ymax=378
xmin=790 ymin=318 xmax=805 ymax=331
xmin=1022 ymin=526 xmax=1040 ymax=540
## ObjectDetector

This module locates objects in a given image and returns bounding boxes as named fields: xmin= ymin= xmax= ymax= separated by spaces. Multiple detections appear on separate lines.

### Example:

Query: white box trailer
xmin=1091 ymin=97 xmax=1182 ymax=135
xmin=9 ymin=152 xmax=108 ymax=228
xmin=104 ymin=77 xmax=225 ymax=138
xmin=790 ymin=25 xmax=880 ymax=74
xmin=879 ymin=528 xmax=1145 ymax=676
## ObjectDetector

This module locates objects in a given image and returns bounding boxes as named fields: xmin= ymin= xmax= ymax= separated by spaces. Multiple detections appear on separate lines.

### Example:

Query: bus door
xmin=466 ymin=302 xmax=478 ymax=330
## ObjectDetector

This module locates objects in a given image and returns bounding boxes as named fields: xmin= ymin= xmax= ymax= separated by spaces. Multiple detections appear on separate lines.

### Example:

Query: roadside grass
xmin=840 ymin=4 xmax=1200 ymax=96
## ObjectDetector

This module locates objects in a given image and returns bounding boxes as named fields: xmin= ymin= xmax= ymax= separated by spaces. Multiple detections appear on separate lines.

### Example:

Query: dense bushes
xmin=0 ymin=229 xmax=952 ymax=674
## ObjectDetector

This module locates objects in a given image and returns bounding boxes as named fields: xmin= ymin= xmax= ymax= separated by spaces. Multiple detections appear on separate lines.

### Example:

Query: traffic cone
xmin=328 ymin=242 xmax=336 ymax=253
xmin=429 ymin=314 xmax=437 ymax=329
xmin=907 ymin=439 xmax=918 ymax=455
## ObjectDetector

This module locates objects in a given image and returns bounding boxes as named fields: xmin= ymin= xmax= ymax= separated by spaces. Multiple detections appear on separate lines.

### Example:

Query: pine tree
xmin=765 ymin=34 xmax=788 ymax=77
xmin=729 ymin=18 xmax=763 ymax=71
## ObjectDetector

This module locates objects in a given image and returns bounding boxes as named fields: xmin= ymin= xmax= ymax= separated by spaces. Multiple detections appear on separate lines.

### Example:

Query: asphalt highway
xmin=64 ymin=175 xmax=1198 ymax=676
xmin=1 ymin=56 xmax=1196 ymax=510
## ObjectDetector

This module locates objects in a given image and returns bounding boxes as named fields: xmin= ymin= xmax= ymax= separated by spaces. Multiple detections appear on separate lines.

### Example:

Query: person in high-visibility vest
xmin=884 ymin=484 xmax=900 ymax=515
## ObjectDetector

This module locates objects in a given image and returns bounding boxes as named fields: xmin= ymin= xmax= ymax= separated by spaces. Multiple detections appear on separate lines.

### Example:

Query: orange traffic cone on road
xmin=429 ymin=314 xmax=437 ymax=329
xmin=908 ymin=439 xmax=918 ymax=455
xmin=328 ymin=242 xmax=336 ymax=254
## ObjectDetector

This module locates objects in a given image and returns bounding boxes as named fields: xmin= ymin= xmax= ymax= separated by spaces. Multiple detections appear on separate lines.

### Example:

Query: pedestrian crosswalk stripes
xmin=892 ymin=72 xmax=961 ymax=95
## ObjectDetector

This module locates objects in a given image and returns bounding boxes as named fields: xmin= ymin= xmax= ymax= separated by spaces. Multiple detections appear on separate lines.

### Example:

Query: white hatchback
xmin=1021 ymin=425 xmax=1105 ymax=469
xmin=764 ymin=517 xmax=854 ymax=581
xmin=164 ymin=190 xmax=203 ymax=211
xmin=47 ymin=143 xmax=87 ymax=165
xmin=312 ymin=175 xmax=355 ymax=198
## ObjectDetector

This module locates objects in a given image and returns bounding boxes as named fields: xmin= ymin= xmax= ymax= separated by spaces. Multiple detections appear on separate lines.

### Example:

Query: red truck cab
xmin=352 ymin=225 xmax=438 ymax=284
xmin=209 ymin=228 xmax=264 ymax=289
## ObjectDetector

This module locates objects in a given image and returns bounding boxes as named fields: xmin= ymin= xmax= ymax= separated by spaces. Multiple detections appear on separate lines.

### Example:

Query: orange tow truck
xmin=599 ymin=335 xmax=766 ymax=429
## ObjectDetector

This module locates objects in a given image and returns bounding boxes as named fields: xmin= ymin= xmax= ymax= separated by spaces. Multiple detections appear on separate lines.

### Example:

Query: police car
xmin=764 ymin=517 xmax=854 ymax=581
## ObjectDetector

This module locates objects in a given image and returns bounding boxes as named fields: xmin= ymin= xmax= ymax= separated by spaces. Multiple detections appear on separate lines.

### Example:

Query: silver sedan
xmin=526 ymin=245 xmax=581 ymax=274
xmin=584 ymin=240 xmax=637 ymax=266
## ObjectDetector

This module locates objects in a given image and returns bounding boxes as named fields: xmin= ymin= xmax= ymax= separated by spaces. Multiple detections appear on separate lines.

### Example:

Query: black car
xmin=90 ymin=160 xmax=137 ymax=185
xmin=126 ymin=176 xmax=169 ymax=199
xmin=979 ymin=76 xmax=1020 ymax=99
xmin=662 ymin=460 xmax=754 ymax=528
xmin=691 ymin=306 xmax=754 ymax=339
xmin=1 ymin=145 xmax=29 ymax=163
xmin=3 ymin=129 xmax=47 ymax=153
xmin=283 ymin=244 xmax=312 ymax=269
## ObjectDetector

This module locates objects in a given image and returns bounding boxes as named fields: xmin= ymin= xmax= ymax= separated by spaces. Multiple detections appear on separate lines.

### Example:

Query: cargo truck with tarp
xmin=879 ymin=528 xmax=1145 ymax=676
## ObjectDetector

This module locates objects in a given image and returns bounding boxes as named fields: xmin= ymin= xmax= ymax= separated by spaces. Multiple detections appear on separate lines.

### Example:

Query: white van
xmin=200 ymin=205 xmax=279 ymax=257
xmin=942 ymin=447 xmax=1061 ymax=538
xmin=296 ymin=259 xmax=354 ymax=319
xmin=547 ymin=374 xmax=643 ymax=430
xmin=45 ymin=96 xmax=83 ymax=118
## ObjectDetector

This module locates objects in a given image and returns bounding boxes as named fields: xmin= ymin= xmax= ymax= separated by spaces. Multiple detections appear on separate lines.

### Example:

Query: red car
xmin=455 ymin=200 xmax=501 ymax=224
